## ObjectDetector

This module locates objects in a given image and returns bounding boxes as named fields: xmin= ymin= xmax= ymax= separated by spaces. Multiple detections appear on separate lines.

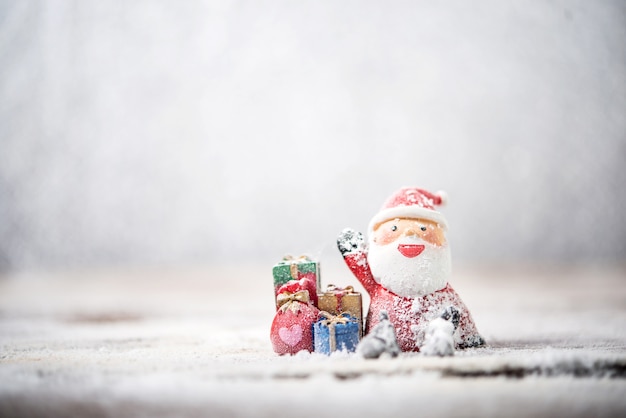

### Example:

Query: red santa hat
xmin=368 ymin=187 xmax=449 ymax=232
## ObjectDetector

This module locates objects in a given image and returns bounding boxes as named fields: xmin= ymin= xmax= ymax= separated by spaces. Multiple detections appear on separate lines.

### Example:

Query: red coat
xmin=343 ymin=250 xmax=484 ymax=352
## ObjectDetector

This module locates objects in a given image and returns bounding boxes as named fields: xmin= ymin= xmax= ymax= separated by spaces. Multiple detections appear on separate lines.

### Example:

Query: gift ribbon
xmin=277 ymin=290 xmax=310 ymax=313
xmin=319 ymin=311 xmax=351 ymax=352
xmin=282 ymin=255 xmax=311 ymax=280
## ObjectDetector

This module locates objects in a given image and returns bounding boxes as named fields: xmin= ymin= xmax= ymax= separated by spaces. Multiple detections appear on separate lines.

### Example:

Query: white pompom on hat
xmin=368 ymin=187 xmax=449 ymax=233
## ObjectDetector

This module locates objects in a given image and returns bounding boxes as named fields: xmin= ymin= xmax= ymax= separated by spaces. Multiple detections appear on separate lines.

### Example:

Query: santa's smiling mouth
xmin=397 ymin=244 xmax=425 ymax=258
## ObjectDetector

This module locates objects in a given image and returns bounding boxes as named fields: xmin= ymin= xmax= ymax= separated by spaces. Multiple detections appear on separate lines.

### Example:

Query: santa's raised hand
xmin=337 ymin=228 xmax=366 ymax=256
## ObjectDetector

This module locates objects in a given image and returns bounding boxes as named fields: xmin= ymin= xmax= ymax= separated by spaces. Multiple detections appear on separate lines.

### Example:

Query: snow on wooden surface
xmin=0 ymin=264 xmax=624 ymax=417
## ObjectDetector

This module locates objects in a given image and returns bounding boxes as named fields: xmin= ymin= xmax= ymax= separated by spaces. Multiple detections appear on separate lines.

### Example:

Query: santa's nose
xmin=405 ymin=228 xmax=419 ymax=237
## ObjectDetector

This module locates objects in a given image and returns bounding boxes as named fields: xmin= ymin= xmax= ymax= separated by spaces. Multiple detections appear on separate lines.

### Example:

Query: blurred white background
xmin=0 ymin=0 xmax=624 ymax=272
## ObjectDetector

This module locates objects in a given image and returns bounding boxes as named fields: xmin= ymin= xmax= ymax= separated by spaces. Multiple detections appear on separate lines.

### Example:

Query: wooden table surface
xmin=0 ymin=263 xmax=625 ymax=417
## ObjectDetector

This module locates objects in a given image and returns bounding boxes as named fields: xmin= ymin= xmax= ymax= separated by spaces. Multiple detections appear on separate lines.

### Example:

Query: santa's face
xmin=368 ymin=218 xmax=451 ymax=298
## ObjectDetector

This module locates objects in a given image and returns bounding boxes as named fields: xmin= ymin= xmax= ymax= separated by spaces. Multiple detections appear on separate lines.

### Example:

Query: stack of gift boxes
xmin=270 ymin=255 xmax=363 ymax=355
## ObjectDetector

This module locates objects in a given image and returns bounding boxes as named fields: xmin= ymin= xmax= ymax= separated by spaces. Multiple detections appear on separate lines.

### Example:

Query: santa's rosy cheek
xmin=423 ymin=229 xmax=446 ymax=246
xmin=374 ymin=230 xmax=398 ymax=245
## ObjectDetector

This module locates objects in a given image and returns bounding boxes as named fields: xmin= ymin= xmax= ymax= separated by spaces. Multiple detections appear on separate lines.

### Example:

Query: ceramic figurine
xmin=270 ymin=287 xmax=319 ymax=355
xmin=272 ymin=255 xmax=320 ymax=307
xmin=317 ymin=284 xmax=363 ymax=337
xmin=337 ymin=187 xmax=484 ymax=353
xmin=313 ymin=312 xmax=360 ymax=354
xmin=356 ymin=310 xmax=400 ymax=359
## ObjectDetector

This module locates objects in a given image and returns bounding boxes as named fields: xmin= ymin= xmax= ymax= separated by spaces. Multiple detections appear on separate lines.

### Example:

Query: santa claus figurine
xmin=337 ymin=187 xmax=484 ymax=353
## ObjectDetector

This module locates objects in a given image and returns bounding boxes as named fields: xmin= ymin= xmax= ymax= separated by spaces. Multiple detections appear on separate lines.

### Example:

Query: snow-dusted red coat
xmin=343 ymin=250 xmax=484 ymax=352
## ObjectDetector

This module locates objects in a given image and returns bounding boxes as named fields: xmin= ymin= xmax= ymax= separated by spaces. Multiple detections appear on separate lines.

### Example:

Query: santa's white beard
xmin=368 ymin=237 xmax=451 ymax=298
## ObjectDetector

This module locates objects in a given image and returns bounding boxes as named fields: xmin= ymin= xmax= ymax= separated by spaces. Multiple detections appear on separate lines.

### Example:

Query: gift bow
xmin=325 ymin=284 xmax=355 ymax=294
xmin=319 ymin=311 xmax=352 ymax=352
xmin=319 ymin=311 xmax=350 ymax=326
xmin=282 ymin=255 xmax=310 ymax=262
xmin=277 ymin=290 xmax=310 ymax=313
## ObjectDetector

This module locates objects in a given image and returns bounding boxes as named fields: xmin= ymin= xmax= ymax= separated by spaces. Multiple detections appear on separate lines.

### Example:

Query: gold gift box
xmin=317 ymin=284 xmax=363 ymax=337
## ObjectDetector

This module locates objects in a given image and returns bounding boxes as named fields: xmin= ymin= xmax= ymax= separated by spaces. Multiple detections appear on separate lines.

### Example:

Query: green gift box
xmin=272 ymin=255 xmax=320 ymax=295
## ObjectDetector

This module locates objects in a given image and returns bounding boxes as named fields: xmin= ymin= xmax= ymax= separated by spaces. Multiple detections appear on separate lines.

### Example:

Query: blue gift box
xmin=313 ymin=313 xmax=360 ymax=354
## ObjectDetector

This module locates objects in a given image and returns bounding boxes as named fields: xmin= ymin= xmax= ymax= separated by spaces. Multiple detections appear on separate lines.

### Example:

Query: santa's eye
xmin=391 ymin=225 xmax=397 ymax=232
xmin=420 ymin=226 xmax=427 ymax=231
